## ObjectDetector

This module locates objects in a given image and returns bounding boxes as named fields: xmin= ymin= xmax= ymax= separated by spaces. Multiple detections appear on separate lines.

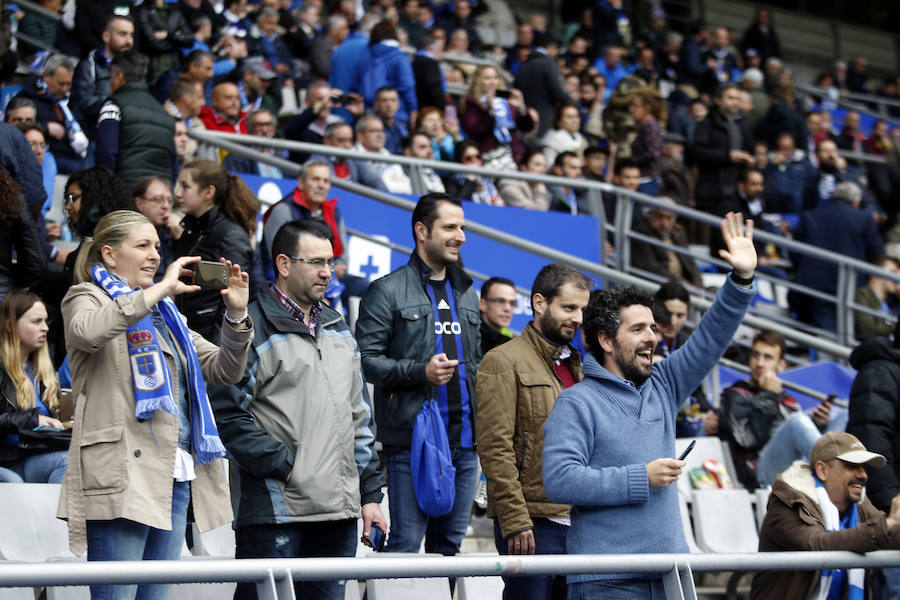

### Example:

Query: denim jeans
xmin=86 ymin=480 xmax=190 ymax=600
xmin=492 ymin=518 xmax=568 ymax=600
xmin=3 ymin=449 xmax=68 ymax=483
xmin=756 ymin=409 xmax=849 ymax=486
xmin=384 ymin=447 xmax=479 ymax=555
xmin=569 ymin=578 xmax=666 ymax=599
xmin=0 ymin=466 xmax=22 ymax=482
xmin=234 ymin=519 xmax=357 ymax=600
xmin=881 ymin=566 xmax=900 ymax=600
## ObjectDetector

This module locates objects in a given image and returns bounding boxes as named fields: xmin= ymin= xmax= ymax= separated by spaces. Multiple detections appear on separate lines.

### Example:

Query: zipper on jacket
xmin=518 ymin=432 xmax=529 ymax=468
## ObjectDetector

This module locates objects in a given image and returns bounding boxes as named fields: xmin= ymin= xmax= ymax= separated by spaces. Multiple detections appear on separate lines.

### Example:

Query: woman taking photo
xmin=59 ymin=210 xmax=253 ymax=599
xmin=0 ymin=290 xmax=67 ymax=483
xmin=459 ymin=65 xmax=533 ymax=169
xmin=174 ymin=160 xmax=258 ymax=341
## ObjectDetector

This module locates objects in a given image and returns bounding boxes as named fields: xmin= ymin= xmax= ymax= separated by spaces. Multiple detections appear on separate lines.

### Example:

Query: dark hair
xmin=553 ymin=151 xmax=577 ymax=169
xmin=584 ymin=145 xmax=609 ymax=158
xmin=714 ymin=83 xmax=739 ymax=99
xmin=655 ymin=279 xmax=690 ymax=305
xmin=481 ymin=276 xmax=516 ymax=300
xmin=110 ymin=50 xmax=149 ymax=83
xmin=171 ymin=76 xmax=201 ymax=102
xmin=3 ymin=96 xmax=36 ymax=119
xmin=893 ymin=315 xmax=900 ymax=350
xmin=652 ymin=300 xmax=672 ymax=328
xmin=583 ymin=286 xmax=655 ymax=358
xmin=0 ymin=169 xmax=21 ymax=226
xmin=132 ymin=175 xmax=171 ymax=200
xmin=271 ymin=219 xmax=334 ymax=265
xmin=103 ymin=14 xmax=133 ymax=32
xmin=453 ymin=139 xmax=480 ymax=163
xmin=553 ymin=101 xmax=581 ymax=129
xmin=531 ymin=264 xmax=592 ymax=312
xmin=615 ymin=159 xmax=640 ymax=175
xmin=65 ymin=167 xmax=133 ymax=237
xmin=183 ymin=49 xmax=212 ymax=71
xmin=16 ymin=121 xmax=46 ymax=140
xmin=369 ymin=20 xmax=398 ymax=45
xmin=324 ymin=121 xmax=352 ymax=140
xmin=375 ymin=85 xmax=397 ymax=98
xmin=411 ymin=192 xmax=460 ymax=241
xmin=518 ymin=149 xmax=544 ymax=169
xmin=181 ymin=160 xmax=260 ymax=237
xmin=402 ymin=131 xmax=431 ymax=149
xmin=753 ymin=329 xmax=786 ymax=360
xmin=739 ymin=167 xmax=763 ymax=184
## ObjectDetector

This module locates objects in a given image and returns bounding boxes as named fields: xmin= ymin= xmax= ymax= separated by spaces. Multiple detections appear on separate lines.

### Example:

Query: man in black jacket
xmin=479 ymin=276 xmax=516 ymax=355
xmin=513 ymin=47 xmax=572 ymax=138
xmin=412 ymin=31 xmax=446 ymax=112
xmin=356 ymin=193 xmax=482 ymax=559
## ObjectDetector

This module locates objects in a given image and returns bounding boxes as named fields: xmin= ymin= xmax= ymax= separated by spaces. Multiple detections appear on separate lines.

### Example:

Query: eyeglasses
xmin=143 ymin=195 xmax=173 ymax=205
xmin=251 ymin=120 xmax=275 ymax=129
xmin=486 ymin=298 xmax=517 ymax=308
xmin=462 ymin=153 xmax=482 ymax=163
xmin=288 ymin=255 xmax=338 ymax=270
xmin=64 ymin=192 xmax=82 ymax=207
xmin=28 ymin=141 xmax=47 ymax=150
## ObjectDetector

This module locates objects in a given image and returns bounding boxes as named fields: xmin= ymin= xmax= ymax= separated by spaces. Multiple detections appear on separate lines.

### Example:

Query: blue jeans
xmin=3 ymin=450 xmax=68 ymax=483
xmin=86 ymin=480 xmax=190 ymax=600
xmin=234 ymin=519 xmax=357 ymax=600
xmin=384 ymin=447 xmax=478 ymax=555
xmin=493 ymin=518 xmax=568 ymax=600
xmin=881 ymin=566 xmax=900 ymax=600
xmin=0 ymin=466 xmax=23 ymax=482
xmin=756 ymin=410 xmax=849 ymax=485
xmin=569 ymin=578 xmax=666 ymax=599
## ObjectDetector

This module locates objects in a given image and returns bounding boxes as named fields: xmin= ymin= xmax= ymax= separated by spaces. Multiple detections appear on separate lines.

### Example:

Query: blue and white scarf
xmin=482 ymin=94 xmax=514 ymax=145
xmin=91 ymin=264 xmax=226 ymax=465
xmin=813 ymin=475 xmax=864 ymax=600
xmin=36 ymin=77 xmax=88 ymax=157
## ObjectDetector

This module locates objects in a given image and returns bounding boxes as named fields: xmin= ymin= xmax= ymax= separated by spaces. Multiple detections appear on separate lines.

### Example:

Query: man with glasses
xmin=223 ymin=109 xmax=285 ymax=178
xmin=479 ymin=276 xmax=518 ymax=354
xmin=476 ymin=264 xmax=591 ymax=600
xmin=210 ymin=218 xmax=386 ymax=600
xmin=133 ymin=176 xmax=177 ymax=281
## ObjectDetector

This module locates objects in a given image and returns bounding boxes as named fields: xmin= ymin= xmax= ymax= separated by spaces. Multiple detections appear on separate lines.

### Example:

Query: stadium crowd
xmin=2 ymin=0 xmax=900 ymax=598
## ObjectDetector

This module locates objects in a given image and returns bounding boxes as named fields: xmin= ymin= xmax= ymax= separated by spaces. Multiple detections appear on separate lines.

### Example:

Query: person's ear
xmin=413 ymin=220 xmax=428 ymax=244
xmin=814 ymin=460 xmax=829 ymax=482
xmin=532 ymin=292 xmax=546 ymax=318
xmin=598 ymin=331 xmax=615 ymax=354
xmin=100 ymin=244 xmax=116 ymax=269
xmin=275 ymin=254 xmax=292 ymax=280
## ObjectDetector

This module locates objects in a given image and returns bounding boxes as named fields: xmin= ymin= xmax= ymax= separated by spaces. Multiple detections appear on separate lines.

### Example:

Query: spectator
xmin=164 ymin=77 xmax=209 ymax=161
xmin=95 ymin=51 xmax=176 ymax=191
xmin=499 ymin=150 xmax=551 ymax=211
xmin=173 ymin=161 xmax=257 ymax=341
xmin=580 ymin=79 xmax=607 ymax=144
xmin=754 ymin=86 xmax=808 ymax=150
xmin=220 ymin=0 xmax=253 ymax=38
xmin=504 ymin=23 xmax=534 ymax=75
xmin=513 ymin=46 xmax=572 ymax=138
xmin=460 ymin=65 xmax=533 ymax=169
xmin=751 ymin=432 xmax=900 ymax=600
xmin=249 ymin=8 xmax=295 ymax=80
xmin=436 ymin=0 xmax=480 ymax=52
xmin=740 ymin=7 xmax=780 ymax=62
xmin=236 ymin=57 xmax=279 ymax=115
xmin=836 ymin=110 xmax=865 ymax=155
xmin=541 ymin=102 xmax=587 ymax=166
xmin=417 ymin=106 xmax=459 ymax=161
xmin=73 ymin=0 xmax=133 ymax=62
xmin=592 ymin=0 xmax=628 ymax=54
xmin=628 ymin=89 xmax=665 ymax=195
xmin=847 ymin=56 xmax=870 ymax=94
xmin=691 ymin=84 xmax=754 ymax=241
xmin=476 ymin=265 xmax=591 ymax=600
xmin=13 ymin=55 xmax=88 ymax=175
xmin=308 ymin=122 xmax=389 ymax=192
xmin=600 ymin=159 xmax=640 ymax=224
xmin=283 ymin=82 xmax=346 ymax=163
xmin=17 ymin=0 xmax=61 ymax=57
xmin=582 ymin=145 xmax=611 ymax=185
xmin=593 ymin=47 xmax=630 ymax=102
xmin=548 ymin=151 xmax=583 ymax=215
xmin=133 ymin=0 xmax=194 ymax=83
xmin=72 ymin=16 xmax=134 ymax=139
xmin=793 ymin=181 xmax=883 ymax=332
xmin=712 ymin=168 xmax=768 ymax=259
xmin=356 ymin=193 xmax=482 ymax=559
xmin=542 ymin=213 xmax=756 ymax=598
xmin=805 ymin=110 xmax=834 ymax=163
xmin=853 ymin=255 xmax=900 ymax=341
xmin=705 ymin=26 xmax=740 ymax=85
xmin=802 ymin=139 xmax=867 ymax=210
xmin=210 ymin=219 xmax=386 ymax=600
xmin=172 ymin=119 xmax=191 ymax=177
xmin=285 ymin=2 xmax=320 ymax=62
xmin=631 ymin=199 xmax=703 ymax=288
xmin=353 ymin=115 xmax=412 ymax=194
xmin=16 ymin=122 xmax=58 ymax=219
xmin=0 ymin=172 xmax=47 ymax=298
xmin=865 ymin=119 xmax=892 ymax=156
xmin=59 ymin=209 xmax=251 ymax=594
xmin=659 ymin=133 xmax=693 ymax=211
xmin=309 ymin=15 xmax=349 ymax=80
xmin=402 ymin=132 xmax=446 ymax=193
xmin=199 ymin=81 xmax=248 ymax=135
xmin=763 ymin=131 xmax=814 ymax=214
xmin=444 ymin=29 xmax=476 ymax=78
xmin=398 ymin=0 xmax=426 ymax=48
xmin=154 ymin=49 xmax=214 ymax=105
xmin=442 ymin=140 xmax=502 ymax=206
xmin=222 ymin=109 xmax=285 ymax=178
xmin=719 ymin=329 xmax=836 ymax=488
xmin=0 ymin=291 xmax=67 ymax=482
xmin=351 ymin=21 xmax=418 ymax=124
xmin=741 ymin=67 xmax=769 ymax=125
xmin=678 ymin=20 xmax=713 ymax=94
xmin=374 ymin=86 xmax=410 ymax=155
xmin=132 ymin=176 xmax=177 ymax=282
xmin=478 ymin=276 xmax=518 ymax=355
xmin=412 ymin=31 xmax=447 ymax=112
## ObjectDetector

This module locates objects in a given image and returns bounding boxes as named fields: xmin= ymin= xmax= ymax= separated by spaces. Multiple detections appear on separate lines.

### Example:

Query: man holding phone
xmin=543 ymin=213 xmax=757 ymax=599
xmin=210 ymin=219 xmax=386 ymax=600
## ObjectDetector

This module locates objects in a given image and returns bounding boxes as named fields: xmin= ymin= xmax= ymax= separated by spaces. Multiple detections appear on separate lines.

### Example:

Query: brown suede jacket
xmin=475 ymin=323 xmax=581 ymax=538
xmin=751 ymin=461 xmax=900 ymax=600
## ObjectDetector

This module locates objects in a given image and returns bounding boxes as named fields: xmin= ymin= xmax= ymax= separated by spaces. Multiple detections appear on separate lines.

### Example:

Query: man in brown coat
xmin=752 ymin=432 xmax=900 ymax=599
xmin=475 ymin=263 xmax=591 ymax=600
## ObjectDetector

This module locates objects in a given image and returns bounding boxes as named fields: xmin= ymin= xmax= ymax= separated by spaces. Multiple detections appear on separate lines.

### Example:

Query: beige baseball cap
xmin=809 ymin=431 xmax=886 ymax=467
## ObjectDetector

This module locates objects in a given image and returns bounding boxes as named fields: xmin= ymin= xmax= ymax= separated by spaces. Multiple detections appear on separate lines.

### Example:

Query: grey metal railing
xmin=795 ymin=82 xmax=900 ymax=129
xmin=190 ymin=129 xmax=887 ymax=357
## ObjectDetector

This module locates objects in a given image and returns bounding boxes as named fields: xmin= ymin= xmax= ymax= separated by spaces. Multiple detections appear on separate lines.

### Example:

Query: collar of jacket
xmin=772 ymin=460 xmax=827 ymax=526
xmin=522 ymin=322 xmax=579 ymax=365
xmin=113 ymin=81 xmax=151 ymax=96
xmin=257 ymin=283 xmax=342 ymax=335
xmin=182 ymin=202 xmax=224 ymax=232
xmin=407 ymin=250 xmax=473 ymax=293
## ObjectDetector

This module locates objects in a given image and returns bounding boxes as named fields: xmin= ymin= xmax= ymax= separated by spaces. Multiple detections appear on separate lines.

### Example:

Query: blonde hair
xmin=461 ymin=65 xmax=506 ymax=111
xmin=0 ymin=291 xmax=59 ymax=411
xmin=74 ymin=210 xmax=152 ymax=283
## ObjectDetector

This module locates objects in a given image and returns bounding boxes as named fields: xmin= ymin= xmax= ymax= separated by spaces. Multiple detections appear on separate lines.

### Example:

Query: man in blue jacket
xmin=543 ymin=212 xmax=757 ymax=599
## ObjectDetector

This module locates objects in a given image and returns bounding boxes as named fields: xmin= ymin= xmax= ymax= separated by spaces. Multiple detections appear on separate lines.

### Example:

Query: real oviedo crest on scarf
xmin=127 ymin=329 xmax=165 ymax=391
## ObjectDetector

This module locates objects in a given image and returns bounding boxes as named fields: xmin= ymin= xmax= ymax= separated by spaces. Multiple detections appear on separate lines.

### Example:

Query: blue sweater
xmin=542 ymin=277 xmax=755 ymax=583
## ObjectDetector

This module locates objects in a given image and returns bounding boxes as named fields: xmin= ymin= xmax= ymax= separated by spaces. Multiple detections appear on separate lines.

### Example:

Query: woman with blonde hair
xmin=459 ymin=65 xmax=533 ymax=169
xmin=174 ymin=160 xmax=259 ymax=340
xmin=60 ymin=209 xmax=252 ymax=599
xmin=0 ymin=290 xmax=67 ymax=483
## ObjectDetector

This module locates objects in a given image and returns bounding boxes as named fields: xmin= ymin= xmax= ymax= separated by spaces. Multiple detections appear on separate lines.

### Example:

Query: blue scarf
xmin=91 ymin=264 xmax=226 ymax=465
xmin=814 ymin=475 xmax=864 ymax=600
xmin=482 ymin=95 xmax=514 ymax=145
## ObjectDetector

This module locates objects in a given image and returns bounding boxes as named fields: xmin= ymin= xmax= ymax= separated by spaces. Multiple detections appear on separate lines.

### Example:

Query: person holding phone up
xmin=543 ymin=213 xmax=758 ymax=600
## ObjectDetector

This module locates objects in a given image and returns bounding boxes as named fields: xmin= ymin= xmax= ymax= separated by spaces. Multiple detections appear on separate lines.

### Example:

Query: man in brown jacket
xmin=752 ymin=432 xmax=900 ymax=600
xmin=475 ymin=263 xmax=591 ymax=600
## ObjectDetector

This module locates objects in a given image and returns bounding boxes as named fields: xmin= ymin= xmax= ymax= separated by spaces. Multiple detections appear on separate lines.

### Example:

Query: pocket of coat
xmin=80 ymin=424 xmax=127 ymax=495
xmin=516 ymin=372 xmax=555 ymax=417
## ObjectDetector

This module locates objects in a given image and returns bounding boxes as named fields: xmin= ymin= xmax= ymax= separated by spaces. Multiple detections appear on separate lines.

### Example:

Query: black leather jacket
xmin=133 ymin=3 xmax=194 ymax=78
xmin=0 ymin=195 xmax=48 ymax=298
xmin=0 ymin=365 xmax=43 ymax=462
xmin=356 ymin=252 xmax=482 ymax=447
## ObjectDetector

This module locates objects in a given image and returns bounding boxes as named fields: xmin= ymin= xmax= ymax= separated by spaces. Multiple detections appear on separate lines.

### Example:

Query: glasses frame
xmin=287 ymin=255 xmax=338 ymax=271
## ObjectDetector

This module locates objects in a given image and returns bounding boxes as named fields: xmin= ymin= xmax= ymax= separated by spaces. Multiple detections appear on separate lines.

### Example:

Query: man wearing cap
xmin=238 ymin=57 xmax=279 ymax=116
xmin=751 ymin=432 xmax=900 ymax=600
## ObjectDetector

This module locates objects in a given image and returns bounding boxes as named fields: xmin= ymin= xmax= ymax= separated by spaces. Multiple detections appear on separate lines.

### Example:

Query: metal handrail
xmin=795 ymin=82 xmax=900 ymax=129
xmin=15 ymin=0 xmax=61 ymax=21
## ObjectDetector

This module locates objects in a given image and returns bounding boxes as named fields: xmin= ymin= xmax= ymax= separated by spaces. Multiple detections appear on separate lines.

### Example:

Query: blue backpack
xmin=410 ymin=398 xmax=456 ymax=517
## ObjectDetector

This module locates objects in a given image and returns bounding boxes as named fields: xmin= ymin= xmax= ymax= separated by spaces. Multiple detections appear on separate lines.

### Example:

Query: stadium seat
xmin=190 ymin=523 xmax=236 ymax=557
xmin=690 ymin=489 xmax=759 ymax=553
xmin=365 ymin=554 xmax=451 ymax=600
xmin=674 ymin=437 xmax=742 ymax=495
xmin=457 ymin=554 xmax=504 ymax=599
xmin=755 ymin=488 xmax=773 ymax=532
xmin=678 ymin=491 xmax=703 ymax=554
xmin=0 ymin=483 xmax=71 ymax=562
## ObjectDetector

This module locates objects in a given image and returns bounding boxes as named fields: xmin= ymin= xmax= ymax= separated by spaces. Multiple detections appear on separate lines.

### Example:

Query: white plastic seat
xmin=365 ymin=554 xmax=451 ymax=600
xmin=678 ymin=491 xmax=703 ymax=554
xmin=458 ymin=553 xmax=504 ymax=600
xmin=755 ymin=488 xmax=773 ymax=532
xmin=0 ymin=483 xmax=71 ymax=561
xmin=674 ymin=437 xmax=742 ymax=495
xmin=690 ymin=489 xmax=759 ymax=554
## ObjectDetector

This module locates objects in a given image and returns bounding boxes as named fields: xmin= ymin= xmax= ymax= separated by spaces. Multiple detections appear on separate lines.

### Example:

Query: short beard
xmin=612 ymin=340 xmax=653 ymax=387
xmin=537 ymin=311 xmax=574 ymax=346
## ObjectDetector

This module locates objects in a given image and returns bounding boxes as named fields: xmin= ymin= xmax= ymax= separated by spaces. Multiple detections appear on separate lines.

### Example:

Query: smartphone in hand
xmin=362 ymin=525 xmax=386 ymax=552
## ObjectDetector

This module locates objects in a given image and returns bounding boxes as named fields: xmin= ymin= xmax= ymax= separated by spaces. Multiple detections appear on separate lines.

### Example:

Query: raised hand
xmin=718 ymin=212 xmax=757 ymax=280
xmin=219 ymin=258 xmax=250 ymax=317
